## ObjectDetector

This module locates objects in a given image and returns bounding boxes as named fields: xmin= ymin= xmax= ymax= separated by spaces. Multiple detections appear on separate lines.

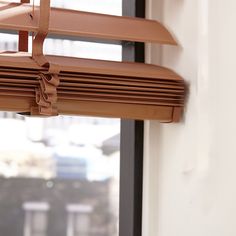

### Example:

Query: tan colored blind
xmin=0 ymin=0 xmax=185 ymax=122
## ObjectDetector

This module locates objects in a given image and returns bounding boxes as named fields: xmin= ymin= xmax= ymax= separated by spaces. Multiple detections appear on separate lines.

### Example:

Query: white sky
xmin=33 ymin=0 xmax=122 ymax=16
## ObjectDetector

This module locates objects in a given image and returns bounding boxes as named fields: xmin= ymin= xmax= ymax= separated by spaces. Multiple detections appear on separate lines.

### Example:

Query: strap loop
xmin=35 ymin=73 xmax=59 ymax=116
xmin=31 ymin=0 xmax=60 ymax=116
xmin=32 ymin=0 xmax=50 ymax=67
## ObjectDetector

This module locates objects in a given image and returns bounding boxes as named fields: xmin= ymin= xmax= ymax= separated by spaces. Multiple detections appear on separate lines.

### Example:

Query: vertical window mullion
xmin=119 ymin=0 xmax=145 ymax=235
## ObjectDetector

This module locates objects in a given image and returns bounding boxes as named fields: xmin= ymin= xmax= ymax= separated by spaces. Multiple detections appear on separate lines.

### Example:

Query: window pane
xmin=0 ymin=1 xmax=122 ymax=236
xmin=0 ymin=0 xmax=122 ymax=61
xmin=43 ymin=40 xmax=122 ymax=61
xmin=43 ymin=0 xmax=121 ymax=16
xmin=0 ymin=115 xmax=120 ymax=236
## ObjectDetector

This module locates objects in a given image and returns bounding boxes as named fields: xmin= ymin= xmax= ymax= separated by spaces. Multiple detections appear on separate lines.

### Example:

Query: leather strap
xmin=31 ymin=0 xmax=60 ymax=116
xmin=32 ymin=0 xmax=50 ymax=66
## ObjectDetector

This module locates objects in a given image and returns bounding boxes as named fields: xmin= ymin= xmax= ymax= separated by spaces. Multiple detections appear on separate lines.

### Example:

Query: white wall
xmin=143 ymin=0 xmax=236 ymax=236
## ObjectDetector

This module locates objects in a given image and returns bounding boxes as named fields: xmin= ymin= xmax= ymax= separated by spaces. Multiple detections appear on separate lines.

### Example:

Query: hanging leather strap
xmin=32 ymin=0 xmax=50 ymax=66
xmin=18 ymin=0 xmax=30 ymax=52
xmin=31 ymin=0 xmax=60 ymax=116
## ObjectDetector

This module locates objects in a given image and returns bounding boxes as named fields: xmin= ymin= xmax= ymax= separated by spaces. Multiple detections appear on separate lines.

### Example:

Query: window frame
xmin=0 ymin=0 xmax=145 ymax=234
xmin=119 ymin=0 xmax=145 ymax=236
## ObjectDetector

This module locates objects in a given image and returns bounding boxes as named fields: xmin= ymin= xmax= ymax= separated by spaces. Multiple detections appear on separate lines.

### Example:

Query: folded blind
xmin=0 ymin=0 xmax=186 ymax=122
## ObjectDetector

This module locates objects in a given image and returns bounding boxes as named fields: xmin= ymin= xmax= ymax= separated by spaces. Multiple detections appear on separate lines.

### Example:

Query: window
xmin=0 ymin=0 xmax=144 ymax=236
xmin=23 ymin=202 xmax=50 ymax=236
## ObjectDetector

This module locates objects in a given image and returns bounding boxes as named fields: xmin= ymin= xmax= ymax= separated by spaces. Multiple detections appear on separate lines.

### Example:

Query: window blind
xmin=0 ymin=0 xmax=185 ymax=122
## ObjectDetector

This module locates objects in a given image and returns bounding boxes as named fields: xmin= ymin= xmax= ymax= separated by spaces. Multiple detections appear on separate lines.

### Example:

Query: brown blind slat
xmin=0 ymin=2 xmax=176 ymax=45
xmin=0 ymin=0 xmax=185 ymax=121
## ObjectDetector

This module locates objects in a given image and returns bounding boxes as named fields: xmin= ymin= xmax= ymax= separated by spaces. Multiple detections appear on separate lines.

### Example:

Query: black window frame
xmin=119 ymin=0 xmax=145 ymax=236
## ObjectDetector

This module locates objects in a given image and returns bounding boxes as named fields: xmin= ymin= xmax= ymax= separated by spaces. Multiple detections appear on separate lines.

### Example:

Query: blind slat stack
xmin=0 ymin=0 xmax=185 ymax=122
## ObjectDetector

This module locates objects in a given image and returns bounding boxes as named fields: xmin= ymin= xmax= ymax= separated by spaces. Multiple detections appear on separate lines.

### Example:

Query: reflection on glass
xmin=0 ymin=114 xmax=120 ymax=236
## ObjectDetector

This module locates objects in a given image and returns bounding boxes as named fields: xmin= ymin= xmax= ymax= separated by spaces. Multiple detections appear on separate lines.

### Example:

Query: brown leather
xmin=0 ymin=1 xmax=176 ymax=45
xmin=32 ymin=0 xmax=50 ymax=67
xmin=0 ymin=0 xmax=186 ymax=122
xmin=18 ymin=0 xmax=30 ymax=52
xmin=0 ymin=52 xmax=185 ymax=121
xmin=31 ymin=0 xmax=60 ymax=116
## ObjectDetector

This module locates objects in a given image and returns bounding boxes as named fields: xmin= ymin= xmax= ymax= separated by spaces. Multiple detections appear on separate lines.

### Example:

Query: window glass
xmin=50 ymin=0 xmax=121 ymax=16
xmin=0 ymin=114 xmax=120 ymax=236
xmin=0 ymin=1 xmax=122 ymax=236
xmin=0 ymin=0 xmax=122 ymax=61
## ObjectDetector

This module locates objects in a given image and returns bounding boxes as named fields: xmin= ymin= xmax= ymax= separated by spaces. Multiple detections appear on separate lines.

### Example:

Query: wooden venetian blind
xmin=0 ymin=0 xmax=185 ymax=122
